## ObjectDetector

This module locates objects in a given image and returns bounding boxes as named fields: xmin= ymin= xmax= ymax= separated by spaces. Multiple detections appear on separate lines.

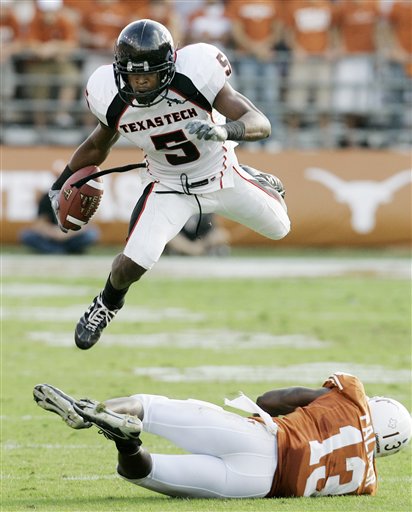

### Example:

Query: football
xmin=58 ymin=166 xmax=104 ymax=231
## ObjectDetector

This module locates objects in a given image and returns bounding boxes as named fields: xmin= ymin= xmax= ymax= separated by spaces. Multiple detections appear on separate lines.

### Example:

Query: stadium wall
xmin=1 ymin=146 xmax=411 ymax=247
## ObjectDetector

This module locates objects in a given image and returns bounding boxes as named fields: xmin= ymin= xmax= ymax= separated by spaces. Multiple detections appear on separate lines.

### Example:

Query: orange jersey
xmin=389 ymin=0 xmax=412 ymax=54
xmin=0 ymin=10 xmax=20 ymax=42
xmin=25 ymin=11 xmax=77 ymax=43
xmin=226 ymin=0 xmax=283 ymax=43
xmin=266 ymin=373 xmax=377 ymax=497
xmin=284 ymin=0 xmax=334 ymax=54
xmin=334 ymin=0 xmax=381 ymax=53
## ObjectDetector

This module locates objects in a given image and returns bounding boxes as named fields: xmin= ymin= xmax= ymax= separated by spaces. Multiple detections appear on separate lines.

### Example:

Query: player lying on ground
xmin=33 ymin=372 xmax=411 ymax=499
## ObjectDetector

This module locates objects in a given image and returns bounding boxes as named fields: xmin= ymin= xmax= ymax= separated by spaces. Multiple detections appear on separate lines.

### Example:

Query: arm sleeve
xmin=85 ymin=66 xmax=118 ymax=126
xmin=180 ymin=43 xmax=232 ymax=105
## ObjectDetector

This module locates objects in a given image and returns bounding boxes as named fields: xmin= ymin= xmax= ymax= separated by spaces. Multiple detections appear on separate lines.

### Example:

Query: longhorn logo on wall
xmin=305 ymin=168 xmax=412 ymax=234
xmin=1 ymin=146 xmax=411 ymax=246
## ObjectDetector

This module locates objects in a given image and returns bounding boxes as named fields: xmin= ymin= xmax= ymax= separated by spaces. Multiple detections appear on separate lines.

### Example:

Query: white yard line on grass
xmin=26 ymin=330 xmax=329 ymax=349
xmin=2 ymin=305 xmax=204 ymax=322
xmin=1 ymin=473 xmax=118 ymax=481
xmin=2 ymin=254 xmax=410 ymax=279
xmin=133 ymin=362 xmax=411 ymax=384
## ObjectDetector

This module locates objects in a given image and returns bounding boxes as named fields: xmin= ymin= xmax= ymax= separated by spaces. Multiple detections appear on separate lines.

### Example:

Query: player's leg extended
xmin=133 ymin=394 xmax=274 ymax=460
xmin=64 ymin=392 xmax=275 ymax=497
xmin=122 ymin=184 xmax=198 ymax=270
xmin=126 ymin=451 xmax=275 ymax=498
xmin=122 ymin=394 xmax=276 ymax=498
xmin=75 ymin=186 xmax=196 ymax=349
xmin=215 ymin=165 xmax=291 ymax=240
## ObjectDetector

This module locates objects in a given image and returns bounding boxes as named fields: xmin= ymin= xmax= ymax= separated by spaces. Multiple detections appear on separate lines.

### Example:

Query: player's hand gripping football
xmin=185 ymin=120 xmax=228 ymax=141
xmin=48 ymin=189 xmax=68 ymax=233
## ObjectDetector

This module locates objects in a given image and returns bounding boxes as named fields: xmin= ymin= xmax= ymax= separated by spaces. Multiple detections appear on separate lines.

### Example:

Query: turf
xmin=1 ymin=253 xmax=411 ymax=512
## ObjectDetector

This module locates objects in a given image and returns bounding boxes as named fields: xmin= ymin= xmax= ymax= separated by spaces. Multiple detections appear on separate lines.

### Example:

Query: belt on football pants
xmin=187 ymin=178 xmax=209 ymax=188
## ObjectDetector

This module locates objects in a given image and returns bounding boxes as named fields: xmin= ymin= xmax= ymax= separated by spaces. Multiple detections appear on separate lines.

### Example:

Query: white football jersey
xmin=86 ymin=43 xmax=239 ymax=193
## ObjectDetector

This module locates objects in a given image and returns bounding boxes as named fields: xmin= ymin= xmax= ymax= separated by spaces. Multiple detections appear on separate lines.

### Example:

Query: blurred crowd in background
xmin=1 ymin=0 xmax=411 ymax=150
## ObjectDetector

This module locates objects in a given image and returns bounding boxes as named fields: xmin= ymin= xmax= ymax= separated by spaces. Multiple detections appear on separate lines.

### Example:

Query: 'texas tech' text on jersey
xmin=85 ymin=43 xmax=238 ymax=193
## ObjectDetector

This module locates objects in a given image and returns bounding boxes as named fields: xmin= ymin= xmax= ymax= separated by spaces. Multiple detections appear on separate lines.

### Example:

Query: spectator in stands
xmin=384 ymin=0 xmax=412 ymax=144
xmin=0 ymin=0 xmax=22 ymax=122
xmin=332 ymin=0 xmax=384 ymax=147
xmin=67 ymin=0 xmax=131 ymax=127
xmin=386 ymin=0 xmax=412 ymax=78
xmin=136 ymin=0 xmax=182 ymax=47
xmin=185 ymin=0 xmax=233 ymax=52
xmin=23 ymin=0 xmax=80 ymax=132
xmin=171 ymin=0 xmax=204 ymax=42
xmin=283 ymin=0 xmax=336 ymax=148
xmin=165 ymin=214 xmax=231 ymax=257
xmin=226 ymin=0 xmax=284 ymax=150
xmin=80 ymin=0 xmax=130 ymax=67
xmin=20 ymin=191 xmax=100 ymax=255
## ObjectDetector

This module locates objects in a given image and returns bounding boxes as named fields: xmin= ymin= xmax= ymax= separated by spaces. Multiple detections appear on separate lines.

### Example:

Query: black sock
xmin=101 ymin=274 xmax=129 ymax=310
xmin=115 ymin=438 xmax=142 ymax=455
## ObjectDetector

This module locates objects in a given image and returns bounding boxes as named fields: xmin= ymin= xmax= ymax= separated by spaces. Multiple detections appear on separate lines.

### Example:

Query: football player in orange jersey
xmin=34 ymin=372 xmax=411 ymax=499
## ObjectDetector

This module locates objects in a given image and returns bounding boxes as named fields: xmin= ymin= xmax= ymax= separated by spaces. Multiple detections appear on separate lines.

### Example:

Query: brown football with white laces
xmin=58 ymin=166 xmax=104 ymax=231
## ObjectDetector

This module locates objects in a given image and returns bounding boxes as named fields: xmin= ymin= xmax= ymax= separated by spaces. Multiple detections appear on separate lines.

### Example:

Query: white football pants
xmin=124 ymin=165 xmax=290 ymax=270
xmin=119 ymin=394 xmax=277 ymax=498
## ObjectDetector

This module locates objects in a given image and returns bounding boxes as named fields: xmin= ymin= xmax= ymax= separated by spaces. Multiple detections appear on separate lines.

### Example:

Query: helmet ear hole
xmin=113 ymin=19 xmax=176 ymax=107
xmin=368 ymin=396 xmax=412 ymax=458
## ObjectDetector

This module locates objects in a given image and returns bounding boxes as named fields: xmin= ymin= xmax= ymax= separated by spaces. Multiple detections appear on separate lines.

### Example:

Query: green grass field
xmin=2 ymin=251 xmax=411 ymax=512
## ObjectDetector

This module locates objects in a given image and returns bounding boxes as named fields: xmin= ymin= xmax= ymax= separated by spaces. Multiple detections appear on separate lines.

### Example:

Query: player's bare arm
xmin=50 ymin=123 xmax=119 ymax=192
xmin=213 ymin=82 xmax=271 ymax=140
xmin=256 ymin=387 xmax=330 ymax=416
xmin=68 ymin=122 xmax=120 ymax=172
xmin=186 ymin=82 xmax=271 ymax=142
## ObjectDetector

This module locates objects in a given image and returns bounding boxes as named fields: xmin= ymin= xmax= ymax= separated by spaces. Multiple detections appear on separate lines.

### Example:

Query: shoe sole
xmin=74 ymin=323 xmax=100 ymax=350
xmin=73 ymin=400 xmax=142 ymax=440
xmin=33 ymin=384 xmax=91 ymax=430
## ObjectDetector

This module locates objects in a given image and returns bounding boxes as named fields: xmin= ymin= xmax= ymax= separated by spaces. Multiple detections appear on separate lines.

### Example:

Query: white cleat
xmin=33 ymin=384 xmax=92 ymax=430
xmin=73 ymin=400 xmax=142 ymax=441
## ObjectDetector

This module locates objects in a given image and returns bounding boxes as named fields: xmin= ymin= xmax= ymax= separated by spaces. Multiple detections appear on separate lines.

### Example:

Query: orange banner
xmin=1 ymin=146 xmax=411 ymax=246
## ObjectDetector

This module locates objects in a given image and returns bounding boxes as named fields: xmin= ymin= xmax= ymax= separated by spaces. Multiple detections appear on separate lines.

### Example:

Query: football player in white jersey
xmin=48 ymin=19 xmax=291 ymax=349
xmin=33 ymin=374 xmax=412 ymax=498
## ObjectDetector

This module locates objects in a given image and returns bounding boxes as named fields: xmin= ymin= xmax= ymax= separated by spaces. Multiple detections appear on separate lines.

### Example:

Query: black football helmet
xmin=113 ymin=19 xmax=176 ymax=107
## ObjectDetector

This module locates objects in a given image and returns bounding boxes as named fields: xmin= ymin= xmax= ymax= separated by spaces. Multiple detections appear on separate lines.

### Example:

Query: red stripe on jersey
xmin=217 ymin=145 xmax=230 ymax=189
xmin=126 ymin=182 xmax=155 ymax=241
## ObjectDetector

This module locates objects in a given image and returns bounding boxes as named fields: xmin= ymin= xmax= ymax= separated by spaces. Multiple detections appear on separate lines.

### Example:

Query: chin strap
xmin=71 ymin=162 xmax=147 ymax=189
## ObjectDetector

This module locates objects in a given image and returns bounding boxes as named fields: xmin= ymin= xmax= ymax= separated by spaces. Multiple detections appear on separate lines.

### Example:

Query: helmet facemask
xmin=113 ymin=20 xmax=176 ymax=108
xmin=113 ymin=58 xmax=175 ymax=107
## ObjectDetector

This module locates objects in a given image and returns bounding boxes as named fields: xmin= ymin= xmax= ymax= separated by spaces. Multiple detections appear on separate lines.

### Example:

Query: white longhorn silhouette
xmin=305 ymin=167 xmax=412 ymax=233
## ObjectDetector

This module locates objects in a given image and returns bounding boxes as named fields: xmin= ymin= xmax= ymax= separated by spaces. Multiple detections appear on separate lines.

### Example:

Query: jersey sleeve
xmin=177 ymin=43 xmax=232 ymax=106
xmin=85 ymin=65 xmax=118 ymax=126
xmin=323 ymin=372 xmax=369 ymax=410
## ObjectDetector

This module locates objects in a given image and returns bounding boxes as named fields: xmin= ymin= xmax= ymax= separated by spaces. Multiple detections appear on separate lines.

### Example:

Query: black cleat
xmin=75 ymin=293 xmax=122 ymax=350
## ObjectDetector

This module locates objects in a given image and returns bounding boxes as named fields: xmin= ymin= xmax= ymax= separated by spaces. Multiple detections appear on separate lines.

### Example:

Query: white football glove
xmin=185 ymin=120 xmax=228 ymax=141
xmin=48 ymin=189 xmax=68 ymax=233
